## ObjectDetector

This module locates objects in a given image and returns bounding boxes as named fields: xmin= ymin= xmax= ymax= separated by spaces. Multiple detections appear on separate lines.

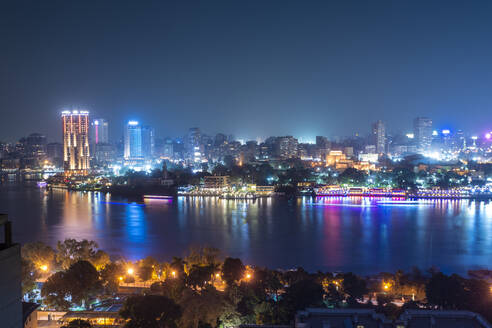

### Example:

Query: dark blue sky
xmin=1 ymin=0 xmax=491 ymax=142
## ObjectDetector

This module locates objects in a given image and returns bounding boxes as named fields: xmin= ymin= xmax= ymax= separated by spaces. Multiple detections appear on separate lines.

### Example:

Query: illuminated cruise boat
xmin=315 ymin=186 xmax=407 ymax=198
xmin=143 ymin=195 xmax=173 ymax=199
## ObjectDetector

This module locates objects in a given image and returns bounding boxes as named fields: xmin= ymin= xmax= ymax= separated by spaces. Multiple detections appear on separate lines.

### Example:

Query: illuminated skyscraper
xmin=371 ymin=120 xmax=386 ymax=154
xmin=90 ymin=118 xmax=109 ymax=144
xmin=62 ymin=110 xmax=90 ymax=175
xmin=186 ymin=127 xmax=202 ymax=162
xmin=124 ymin=121 xmax=142 ymax=160
xmin=124 ymin=121 xmax=154 ymax=161
xmin=413 ymin=117 xmax=433 ymax=153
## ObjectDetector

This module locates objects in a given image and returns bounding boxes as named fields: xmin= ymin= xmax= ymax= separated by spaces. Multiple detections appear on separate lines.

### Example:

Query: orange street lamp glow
xmin=127 ymin=268 xmax=134 ymax=275
xmin=171 ymin=271 xmax=176 ymax=278
xmin=215 ymin=273 xmax=220 ymax=278
xmin=40 ymin=265 xmax=48 ymax=272
xmin=246 ymin=273 xmax=252 ymax=279
xmin=118 ymin=276 xmax=123 ymax=281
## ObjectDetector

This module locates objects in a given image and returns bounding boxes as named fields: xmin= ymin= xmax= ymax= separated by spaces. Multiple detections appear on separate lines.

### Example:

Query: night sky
xmin=1 ymin=0 xmax=492 ymax=142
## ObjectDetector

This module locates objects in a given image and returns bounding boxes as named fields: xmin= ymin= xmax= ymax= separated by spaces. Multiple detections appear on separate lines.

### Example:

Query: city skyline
xmin=2 ymin=1 xmax=492 ymax=141
xmin=1 ymin=109 xmax=490 ymax=145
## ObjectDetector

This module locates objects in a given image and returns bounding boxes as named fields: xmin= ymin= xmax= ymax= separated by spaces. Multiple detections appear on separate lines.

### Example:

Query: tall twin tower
xmin=61 ymin=110 xmax=90 ymax=175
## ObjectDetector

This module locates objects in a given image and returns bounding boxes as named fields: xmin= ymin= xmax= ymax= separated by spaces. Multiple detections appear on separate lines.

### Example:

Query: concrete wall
xmin=0 ymin=243 xmax=22 ymax=328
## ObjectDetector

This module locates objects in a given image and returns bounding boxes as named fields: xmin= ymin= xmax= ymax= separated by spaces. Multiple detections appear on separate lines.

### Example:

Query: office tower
xmin=0 ymin=214 xmax=22 ymax=328
xmin=62 ymin=110 xmax=90 ymax=175
xmin=274 ymin=136 xmax=298 ymax=159
xmin=413 ymin=117 xmax=433 ymax=153
xmin=124 ymin=121 xmax=154 ymax=161
xmin=371 ymin=120 xmax=386 ymax=154
xmin=25 ymin=133 xmax=47 ymax=158
xmin=186 ymin=128 xmax=201 ymax=162
xmin=162 ymin=138 xmax=174 ymax=159
xmin=214 ymin=133 xmax=227 ymax=146
xmin=90 ymin=118 xmax=109 ymax=144
xmin=316 ymin=136 xmax=329 ymax=149
xmin=141 ymin=125 xmax=155 ymax=159
xmin=46 ymin=142 xmax=63 ymax=167
xmin=124 ymin=121 xmax=143 ymax=160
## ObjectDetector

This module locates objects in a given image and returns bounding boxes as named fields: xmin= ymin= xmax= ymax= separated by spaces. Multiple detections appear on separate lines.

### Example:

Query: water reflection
xmin=1 ymin=185 xmax=492 ymax=275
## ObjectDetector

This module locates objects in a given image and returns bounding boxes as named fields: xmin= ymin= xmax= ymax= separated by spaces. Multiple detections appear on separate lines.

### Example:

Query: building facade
xmin=372 ymin=120 xmax=386 ymax=154
xmin=62 ymin=110 xmax=90 ymax=175
xmin=414 ymin=117 xmax=433 ymax=153
xmin=0 ymin=214 xmax=22 ymax=328
xmin=124 ymin=121 xmax=154 ymax=162
xmin=90 ymin=118 xmax=109 ymax=145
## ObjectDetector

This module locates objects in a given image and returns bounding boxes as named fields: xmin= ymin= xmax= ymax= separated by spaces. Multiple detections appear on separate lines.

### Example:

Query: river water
xmin=1 ymin=185 xmax=492 ymax=275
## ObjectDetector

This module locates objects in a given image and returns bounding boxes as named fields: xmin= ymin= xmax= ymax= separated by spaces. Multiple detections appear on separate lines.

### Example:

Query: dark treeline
xmin=22 ymin=239 xmax=492 ymax=328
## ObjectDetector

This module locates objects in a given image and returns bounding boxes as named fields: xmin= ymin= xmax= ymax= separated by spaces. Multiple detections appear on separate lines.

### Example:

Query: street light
xmin=40 ymin=265 xmax=48 ymax=272
xmin=171 ymin=271 xmax=176 ymax=278
xmin=127 ymin=268 xmax=134 ymax=275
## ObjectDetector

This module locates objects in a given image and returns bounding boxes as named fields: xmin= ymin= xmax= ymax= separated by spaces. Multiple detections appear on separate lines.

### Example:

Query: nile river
xmin=1 ymin=184 xmax=492 ymax=275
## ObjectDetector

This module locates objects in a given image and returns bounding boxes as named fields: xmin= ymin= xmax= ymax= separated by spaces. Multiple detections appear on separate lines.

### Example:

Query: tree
xmin=392 ymin=167 xmax=417 ymax=191
xmin=170 ymin=257 xmax=186 ymax=276
xmin=186 ymin=265 xmax=214 ymax=290
xmin=222 ymin=257 xmax=245 ymax=287
xmin=62 ymin=319 xmax=92 ymax=328
xmin=21 ymin=242 xmax=55 ymax=270
xmin=138 ymin=256 xmax=159 ymax=279
xmin=66 ymin=260 xmax=103 ymax=307
xmin=137 ymin=265 xmax=154 ymax=282
xmin=178 ymin=286 xmax=228 ymax=328
xmin=100 ymin=262 xmax=125 ymax=294
xmin=185 ymin=246 xmax=221 ymax=268
xmin=338 ymin=168 xmax=367 ymax=185
xmin=425 ymin=272 xmax=463 ymax=309
xmin=120 ymin=295 xmax=182 ymax=328
xmin=41 ymin=271 xmax=71 ymax=310
xmin=280 ymin=279 xmax=324 ymax=322
xmin=341 ymin=272 xmax=368 ymax=302
xmin=21 ymin=258 xmax=39 ymax=298
xmin=56 ymin=239 xmax=99 ymax=270
xmin=89 ymin=250 xmax=111 ymax=271
xmin=41 ymin=260 xmax=103 ymax=310
xmin=152 ymin=277 xmax=187 ymax=303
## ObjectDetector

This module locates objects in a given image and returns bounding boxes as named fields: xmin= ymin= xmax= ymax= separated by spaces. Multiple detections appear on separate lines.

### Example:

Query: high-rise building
xmin=371 ymin=120 xmax=386 ymax=154
xmin=124 ymin=121 xmax=143 ymax=160
xmin=46 ymin=142 xmax=63 ymax=167
xmin=124 ymin=121 xmax=154 ymax=161
xmin=141 ymin=125 xmax=155 ymax=159
xmin=413 ymin=117 xmax=433 ymax=153
xmin=62 ymin=110 xmax=90 ymax=175
xmin=90 ymin=118 xmax=109 ymax=145
xmin=186 ymin=128 xmax=202 ymax=163
xmin=273 ymin=136 xmax=298 ymax=159
xmin=25 ymin=133 xmax=47 ymax=158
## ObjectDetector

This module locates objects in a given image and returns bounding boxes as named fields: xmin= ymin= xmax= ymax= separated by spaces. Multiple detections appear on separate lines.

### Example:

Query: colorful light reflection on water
xmin=1 ymin=185 xmax=492 ymax=275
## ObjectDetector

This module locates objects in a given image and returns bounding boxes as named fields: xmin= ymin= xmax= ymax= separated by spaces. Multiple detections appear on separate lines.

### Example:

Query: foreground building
xmin=295 ymin=308 xmax=492 ymax=328
xmin=62 ymin=110 xmax=90 ymax=175
xmin=0 ymin=214 xmax=22 ymax=328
